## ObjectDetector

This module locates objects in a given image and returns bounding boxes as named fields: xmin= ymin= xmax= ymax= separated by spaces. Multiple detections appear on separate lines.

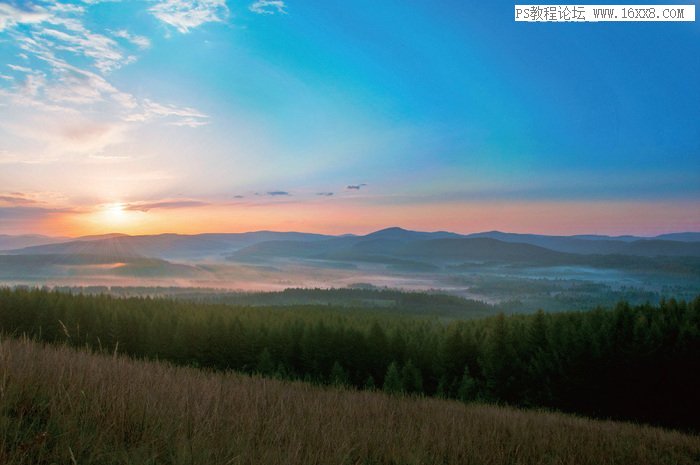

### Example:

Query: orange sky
xmin=32 ymin=199 xmax=700 ymax=238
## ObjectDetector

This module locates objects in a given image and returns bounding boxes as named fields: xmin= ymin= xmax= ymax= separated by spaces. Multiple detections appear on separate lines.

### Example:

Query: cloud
xmin=8 ymin=64 xmax=32 ymax=73
xmin=0 ymin=194 xmax=38 ymax=206
xmin=150 ymin=0 xmax=229 ymax=33
xmin=233 ymin=195 xmax=245 ymax=198
xmin=37 ymin=25 xmax=130 ymax=74
xmin=346 ymin=184 xmax=367 ymax=190
xmin=124 ymin=99 xmax=208 ymax=127
xmin=0 ymin=3 xmax=50 ymax=32
xmin=0 ymin=3 xmax=209 ymax=156
xmin=0 ymin=103 xmax=129 ymax=155
xmin=316 ymin=192 xmax=334 ymax=196
xmin=0 ymin=206 xmax=69 ymax=220
xmin=266 ymin=191 xmax=290 ymax=196
xmin=81 ymin=0 xmax=122 ymax=4
xmin=249 ymin=1 xmax=287 ymax=15
xmin=123 ymin=200 xmax=209 ymax=212
xmin=112 ymin=29 xmax=151 ymax=49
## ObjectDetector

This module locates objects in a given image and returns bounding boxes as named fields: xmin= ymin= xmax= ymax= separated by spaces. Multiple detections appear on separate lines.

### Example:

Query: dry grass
xmin=0 ymin=337 xmax=698 ymax=465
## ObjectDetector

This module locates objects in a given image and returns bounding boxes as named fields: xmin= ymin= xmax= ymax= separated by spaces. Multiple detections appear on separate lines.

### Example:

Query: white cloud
xmin=8 ymin=64 xmax=33 ymax=73
xmin=0 ymin=100 xmax=128 ymax=155
xmin=129 ymin=99 xmax=208 ymax=119
xmin=112 ymin=29 xmax=151 ymax=49
xmin=37 ymin=25 xmax=130 ymax=74
xmin=150 ymin=0 xmax=229 ymax=33
xmin=21 ymin=73 xmax=46 ymax=97
xmin=249 ymin=0 xmax=287 ymax=15
xmin=0 ymin=0 xmax=209 ymax=158
xmin=0 ymin=3 xmax=50 ymax=31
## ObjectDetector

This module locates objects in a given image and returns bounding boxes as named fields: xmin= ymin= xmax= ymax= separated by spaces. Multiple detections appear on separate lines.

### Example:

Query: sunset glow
xmin=0 ymin=1 xmax=698 ymax=238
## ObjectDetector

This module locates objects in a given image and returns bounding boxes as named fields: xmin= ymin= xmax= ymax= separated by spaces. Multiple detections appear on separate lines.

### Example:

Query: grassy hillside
xmin=1 ymin=337 xmax=699 ymax=465
xmin=1 ymin=288 xmax=699 ymax=430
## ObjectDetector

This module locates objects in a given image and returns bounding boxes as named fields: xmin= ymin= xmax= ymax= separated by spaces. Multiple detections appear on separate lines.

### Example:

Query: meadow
xmin=1 ymin=337 xmax=699 ymax=465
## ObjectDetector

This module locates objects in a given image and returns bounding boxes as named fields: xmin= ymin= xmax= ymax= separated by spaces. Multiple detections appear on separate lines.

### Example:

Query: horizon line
xmin=3 ymin=226 xmax=700 ymax=241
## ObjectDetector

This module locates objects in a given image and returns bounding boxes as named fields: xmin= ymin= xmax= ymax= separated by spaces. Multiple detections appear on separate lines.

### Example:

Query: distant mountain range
xmin=1 ymin=231 xmax=328 ymax=261
xmin=0 ymin=227 xmax=700 ymax=275
xmin=2 ymin=228 xmax=700 ymax=263
xmin=0 ymin=234 xmax=71 ymax=251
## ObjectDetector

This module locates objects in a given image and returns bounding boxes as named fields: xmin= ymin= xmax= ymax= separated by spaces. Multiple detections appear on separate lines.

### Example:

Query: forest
xmin=0 ymin=287 xmax=698 ymax=431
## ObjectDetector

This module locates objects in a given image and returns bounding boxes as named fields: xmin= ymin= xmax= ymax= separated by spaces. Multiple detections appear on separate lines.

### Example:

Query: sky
xmin=0 ymin=0 xmax=698 ymax=237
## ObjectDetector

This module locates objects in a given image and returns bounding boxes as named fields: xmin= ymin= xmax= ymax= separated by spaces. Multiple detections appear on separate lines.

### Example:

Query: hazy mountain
xmin=623 ymin=239 xmax=700 ymax=257
xmin=5 ymin=231 xmax=331 ymax=261
xmin=229 ymin=236 xmax=569 ymax=267
xmin=4 ymin=229 xmax=700 ymax=267
xmin=364 ymin=227 xmax=463 ymax=241
xmin=655 ymin=232 xmax=700 ymax=242
xmin=75 ymin=233 xmax=130 ymax=241
xmin=0 ymin=253 xmax=204 ymax=280
xmin=0 ymin=234 xmax=70 ymax=251
xmin=396 ymin=237 xmax=570 ymax=263
xmin=464 ymin=231 xmax=700 ymax=256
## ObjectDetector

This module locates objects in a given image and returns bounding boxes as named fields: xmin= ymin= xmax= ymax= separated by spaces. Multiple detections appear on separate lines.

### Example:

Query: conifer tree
xmin=383 ymin=361 xmax=403 ymax=394
xmin=256 ymin=348 xmax=275 ymax=375
xmin=457 ymin=365 xmax=477 ymax=402
xmin=401 ymin=360 xmax=423 ymax=394
xmin=330 ymin=360 xmax=350 ymax=387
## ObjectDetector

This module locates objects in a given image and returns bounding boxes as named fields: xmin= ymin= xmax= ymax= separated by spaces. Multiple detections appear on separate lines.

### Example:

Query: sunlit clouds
xmin=14 ymin=196 xmax=696 ymax=238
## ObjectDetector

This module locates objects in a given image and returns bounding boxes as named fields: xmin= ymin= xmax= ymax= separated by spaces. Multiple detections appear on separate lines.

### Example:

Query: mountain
xmin=224 ymin=230 xmax=700 ymax=277
xmin=0 ymin=234 xmax=70 ymax=251
xmin=624 ymin=239 xmax=700 ymax=257
xmin=364 ymin=227 xmax=463 ymax=241
xmin=5 ymin=231 xmax=331 ymax=261
xmin=655 ymin=232 xmax=700 ymax=242
xmin=75 ymin=233 xmax=130 ymax=241
xmin=396 ymin=237 xmax=570 ymax=263
xmin=464 ymin=231 xmax=700 ymax=256
xmin=4 ymin=228 xmax=700 ymax=267
xmin=229 ymin=235 xmax=572 ymax=266
xmin=0 ymin=253 xmax=204 ymax=280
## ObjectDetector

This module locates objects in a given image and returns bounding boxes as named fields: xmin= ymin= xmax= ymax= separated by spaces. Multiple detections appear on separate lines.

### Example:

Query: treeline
xmin=0 ymin=288 xmax=698 ymax=430
xmin=49 ymin=286 xmax=496 ymax=318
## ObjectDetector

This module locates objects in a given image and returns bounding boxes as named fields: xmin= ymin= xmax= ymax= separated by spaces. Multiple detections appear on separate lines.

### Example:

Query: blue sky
xmin=0 ymin=0 xmax=698 ymax=235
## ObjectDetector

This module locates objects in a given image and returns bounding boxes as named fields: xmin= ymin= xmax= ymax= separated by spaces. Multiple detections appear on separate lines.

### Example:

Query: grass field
xmin=1 ymin=337 xmax=698 ymax=464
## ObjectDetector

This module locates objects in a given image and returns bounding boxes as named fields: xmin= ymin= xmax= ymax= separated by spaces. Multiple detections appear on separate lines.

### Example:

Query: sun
xmin=102 ymin=203 xmax=127 ymax=224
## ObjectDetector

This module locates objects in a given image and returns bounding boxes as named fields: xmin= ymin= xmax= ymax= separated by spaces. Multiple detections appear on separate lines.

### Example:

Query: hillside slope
xmin=1 ymin=338 xmax=698 ymax=465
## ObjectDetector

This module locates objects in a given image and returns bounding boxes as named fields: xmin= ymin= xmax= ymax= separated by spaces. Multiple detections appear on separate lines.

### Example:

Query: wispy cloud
xmin=0 ymin=194 xmax=38 ymax=206
xmin=316 ymin=192 xmax=334 ymax=196
xmin=0 ymin=205 xmax=70 ymax=220
xmin=7 ymin=64 xmax=32 ymax=73
xmin=112 ymin=29 xmax=151 ymax=50
xmin=0 ymin=3 xmax=50 ymax=32
xmin=266 ymin=190 xmax=290 ymax=196
xmin=150 ymin=0 xmax=229 ymax=33
xmin=36 ymin=24 xmax=130 ymax=74
xmin=249 ymin=0 xmax=287 ymax=15
xmin=0 ymin=1 xmax=209 ymax=157
xmin=346 ymin=184 xmax=367 ymax=190
xmin=123 ymin=200 xmax=209 ymax=212
xmin=125 ymin=99 xmax=208 ymax=127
